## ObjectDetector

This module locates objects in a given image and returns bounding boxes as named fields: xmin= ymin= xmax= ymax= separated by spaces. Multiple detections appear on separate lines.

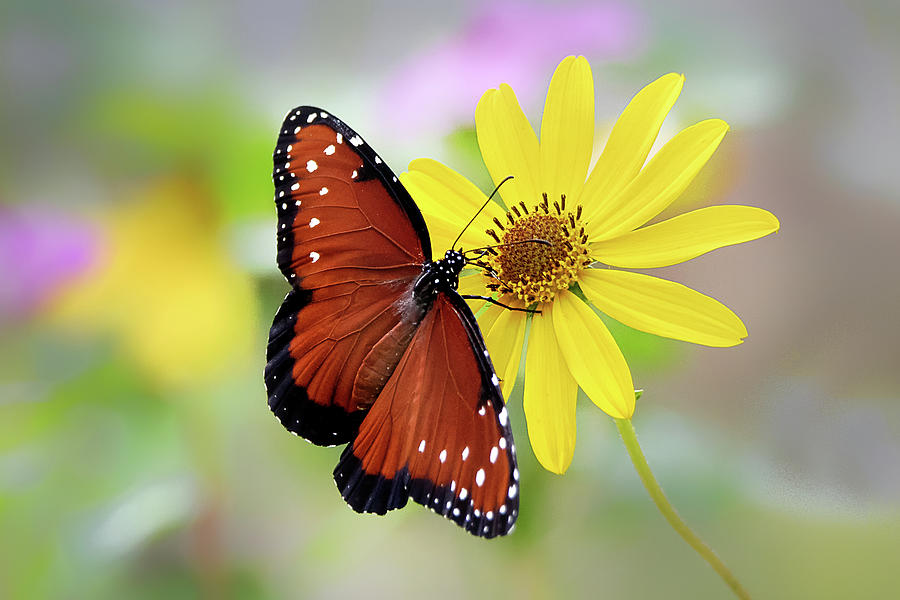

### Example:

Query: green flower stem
xmin=615 ymin=417 xmax=751 ymax=600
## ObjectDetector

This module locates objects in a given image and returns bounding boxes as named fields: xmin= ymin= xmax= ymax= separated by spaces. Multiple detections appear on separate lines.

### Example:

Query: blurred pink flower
xmin=378 ymin=2 xmax=644 ymax=137
xmin=0 ymin=207 xmax=98 ymax=322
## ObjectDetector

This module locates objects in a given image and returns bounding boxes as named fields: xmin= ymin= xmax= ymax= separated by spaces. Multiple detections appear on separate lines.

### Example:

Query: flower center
xmin=479 ymin=193 xmax=592 ymax=304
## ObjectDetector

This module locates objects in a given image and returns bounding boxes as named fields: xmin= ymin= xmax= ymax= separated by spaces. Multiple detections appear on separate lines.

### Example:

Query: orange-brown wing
xmin=265 ymin=107 xmax=431 ymax=446
xmin=333 ymin=292 xmax=520 ymax=538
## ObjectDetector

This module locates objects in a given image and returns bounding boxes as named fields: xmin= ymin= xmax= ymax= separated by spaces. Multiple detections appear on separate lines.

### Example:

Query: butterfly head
xmin=414 ymin=250 xmax=467 ymax=302
xmin=443 ymin=249 xmax=466 ymax=273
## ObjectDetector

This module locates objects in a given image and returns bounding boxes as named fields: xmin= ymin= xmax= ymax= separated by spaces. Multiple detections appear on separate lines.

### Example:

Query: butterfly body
xmin=265 ymin=107 xmax=519 ymax=538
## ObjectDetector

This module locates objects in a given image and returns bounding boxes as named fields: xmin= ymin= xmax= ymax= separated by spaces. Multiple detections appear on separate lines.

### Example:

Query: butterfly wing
xmin=265 ymin=107 xmax=432 ymax=446
xmin=333 ymin=291 xmax=520 ymax=538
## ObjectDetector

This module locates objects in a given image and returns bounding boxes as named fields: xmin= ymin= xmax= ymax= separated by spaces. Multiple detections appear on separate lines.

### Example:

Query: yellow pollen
xmin=480 ymin=195 xmax=592 ymax=304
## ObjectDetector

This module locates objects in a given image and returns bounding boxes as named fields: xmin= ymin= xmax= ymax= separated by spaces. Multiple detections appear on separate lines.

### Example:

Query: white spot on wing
xmin=499 ymin=437 xmax=507 ymax=449
xmin=319 ymin=187 xmax=328 ymax=195
xmin=306 ymin=160 xmax=317 ymax=172
xmin=439 ymin=449 xmax=447 ymax=463
xmin=490 ymin=446 xmax=498 ymax=464
xmin=459 ymin=488 xmax=468 ymax=500
xmin=498 ymin=407 xmax=508 ymax=426
xmin=461 ymin=446 xmax=469 ymax=460
xmin=324 ymin=144 xmax=335 ymax=155
xmin=294 ymin=126 xmax=301 ymax=133
xmin=309 ymin=251 xmax=320 ymax=263
xmin=309 ymin=217 xmax=320 ymax=228
xmin=349 ymin=135 xmax=363 ymax=147
xmin=491 ymin=374 xmax=500 ymax=386
xmin=306 ymin=113 xmax=316 ymax=123
xmin=291 ymin=182 xmax=300 ymax=191
xmin=475 ymin=468 xmax=485 ymax=487
xmin=508 ymin=483 xmax=517 ymax=498
xmin=374 ymin=155 xmax=382 ymax=164
xmin=351 ymin=170 xmax=358 ymax=179
xmin=418 ymin=439 xmax=426 ymax=453
xmin=336 ymin=133 xmax=343 ymax=144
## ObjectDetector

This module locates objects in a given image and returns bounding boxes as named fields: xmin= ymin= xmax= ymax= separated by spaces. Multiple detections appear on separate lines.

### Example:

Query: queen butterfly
xmin=264 ymin=107 xmax=519 ymax=538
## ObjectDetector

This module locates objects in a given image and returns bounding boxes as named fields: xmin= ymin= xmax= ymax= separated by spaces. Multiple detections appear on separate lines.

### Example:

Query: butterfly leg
xmin=460 ymin=295 xmax=540 ymax=314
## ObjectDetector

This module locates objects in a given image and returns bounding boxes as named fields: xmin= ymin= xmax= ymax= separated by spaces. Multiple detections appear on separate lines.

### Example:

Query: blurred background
xmin=2 ymin=0 xmax=899 ymax=598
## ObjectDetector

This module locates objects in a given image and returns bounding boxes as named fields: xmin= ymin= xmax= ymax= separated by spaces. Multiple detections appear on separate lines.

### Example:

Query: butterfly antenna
xmin=463 ymin=238 xmax=550 ymax=257
xmin=451 ymin=175 xmax=514 ymax=251
xmin=466 ymin=262 xmax=524 ymax=297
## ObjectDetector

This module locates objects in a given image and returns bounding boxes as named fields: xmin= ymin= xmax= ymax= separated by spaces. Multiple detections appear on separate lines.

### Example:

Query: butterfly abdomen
xmin=351 ymin=313 xmax=423 ymax=410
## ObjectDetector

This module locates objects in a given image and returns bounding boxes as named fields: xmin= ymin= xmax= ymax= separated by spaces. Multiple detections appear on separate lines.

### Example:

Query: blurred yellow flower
xmin=50 ymin=179 xmax=257 ymax=390
xmin=402 ymin=56 xmax=779 ymax=474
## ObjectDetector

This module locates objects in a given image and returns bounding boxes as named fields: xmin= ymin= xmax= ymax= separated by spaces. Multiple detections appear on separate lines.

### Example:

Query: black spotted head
xmin=413 ymin=250 xmax=467 ymax=303
xmin=441 ymin=249 xmax=465 ymax=278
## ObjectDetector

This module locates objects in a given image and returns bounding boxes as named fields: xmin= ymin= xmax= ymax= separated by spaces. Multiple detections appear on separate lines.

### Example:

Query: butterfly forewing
xmin=333 ymin=292 xmax=519 ymax=538
xmin=266 ymin=107 xmax=431 ymax=445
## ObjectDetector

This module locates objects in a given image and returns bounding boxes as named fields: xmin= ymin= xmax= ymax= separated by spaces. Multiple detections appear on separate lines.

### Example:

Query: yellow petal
xmin=475 ymin=84 xmax=541 ymax=209
xmin=592 ymin=205 xmax=780 ymax=268
xmin=457 ymin=271 xmax=488 ymax=296
xmin=483 ymin=301 xmax=527 ymax=398
xmin=401 ymin=159 xmax=498 ymax=257
xmin=473 ymin=299 xmax=504 ymax=331
xmin=540 ymin=56 xmax=594 ymax=203
xmin=458 ymin=272 xmax=489 ymax=313
xmin=580 ymin=269 xmax=747 ymax=347
xmin=578 ymin=73 xmax=684 ymax=213
xmin=587 ymin=119 xmax=729 ymax=241
xmin=524 ymin=311 xmax=578 ymax=474
xmin=400 ymin=172 xmax=456 ymax=256
xmin=551 ymin=290 xmax=634 ymax=419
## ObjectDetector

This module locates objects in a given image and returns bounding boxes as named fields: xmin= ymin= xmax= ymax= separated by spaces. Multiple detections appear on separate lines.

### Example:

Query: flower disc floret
xmin=480 ymin=195 xmax=591 ymax=304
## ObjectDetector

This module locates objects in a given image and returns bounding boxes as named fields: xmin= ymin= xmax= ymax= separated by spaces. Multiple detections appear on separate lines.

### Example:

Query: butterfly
xmin=264 ymin=107 xmax=520 ymax=538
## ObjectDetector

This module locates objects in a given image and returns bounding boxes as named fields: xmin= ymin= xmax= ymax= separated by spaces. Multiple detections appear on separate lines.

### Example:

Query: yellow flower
xmin=49 ymin=179 xmax=257 ymax=390
xmin=401 ymin=56 xmax=779 ymax=474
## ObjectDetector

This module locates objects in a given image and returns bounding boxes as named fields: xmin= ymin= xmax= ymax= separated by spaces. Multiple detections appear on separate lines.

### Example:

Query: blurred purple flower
xmin=377 ymin=1 xmax=644 ymax=137
xmin=0 ymin=207 xmax=99 ymax=322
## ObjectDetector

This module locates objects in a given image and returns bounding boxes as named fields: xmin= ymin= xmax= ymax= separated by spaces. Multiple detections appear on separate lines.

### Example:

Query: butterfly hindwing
xmin=265 ymin=107 xmax=431 ymax=445
xmin=333 ymin=292 xmax=520 ymax=538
